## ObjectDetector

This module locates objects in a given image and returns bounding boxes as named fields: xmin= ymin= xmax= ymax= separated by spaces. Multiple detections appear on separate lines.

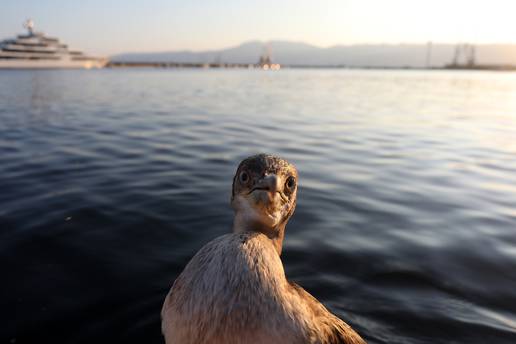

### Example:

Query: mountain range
xmin=113 ymin=41 xmax=516 ymax=68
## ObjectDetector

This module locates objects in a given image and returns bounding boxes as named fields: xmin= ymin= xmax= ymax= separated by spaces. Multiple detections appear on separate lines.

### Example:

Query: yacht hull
xmin=0 ymin=58 xmax=107 ymax=69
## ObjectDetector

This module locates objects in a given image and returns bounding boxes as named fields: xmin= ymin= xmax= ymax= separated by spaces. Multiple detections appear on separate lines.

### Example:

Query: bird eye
xmin=285 ymin=176 xmax=296 ymax=190
xmin=239 ymin=171 xmax=249 ymax=184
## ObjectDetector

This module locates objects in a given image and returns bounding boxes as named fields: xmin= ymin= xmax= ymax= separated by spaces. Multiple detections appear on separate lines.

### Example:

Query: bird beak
xmin=252 ymin=174 xmax=281 ymax=194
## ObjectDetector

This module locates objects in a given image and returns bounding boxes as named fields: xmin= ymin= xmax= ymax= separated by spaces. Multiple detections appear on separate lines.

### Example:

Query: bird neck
xmin=232 ymin=214 xmax=286 ymax=255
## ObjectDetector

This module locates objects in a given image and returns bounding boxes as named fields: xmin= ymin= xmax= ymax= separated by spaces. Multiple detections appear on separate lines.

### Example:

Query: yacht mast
xmin=23 ymin=19 xmax=35 ymax=36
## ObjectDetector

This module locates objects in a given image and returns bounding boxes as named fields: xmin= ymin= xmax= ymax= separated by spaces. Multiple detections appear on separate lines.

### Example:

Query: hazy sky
xmin=1 ymin=0 xmax=515 ymax=56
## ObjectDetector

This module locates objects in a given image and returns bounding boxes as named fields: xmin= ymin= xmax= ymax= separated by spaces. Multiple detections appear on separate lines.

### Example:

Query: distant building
xmin=257 ymin=44 xmax=280 ymax=70
xmin=447 ymin=43 xmax=476 ymax=68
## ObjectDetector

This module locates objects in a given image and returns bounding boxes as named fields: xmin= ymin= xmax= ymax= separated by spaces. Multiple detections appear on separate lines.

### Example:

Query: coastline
xmin=106 ymin=61 xmax=516 ymax=71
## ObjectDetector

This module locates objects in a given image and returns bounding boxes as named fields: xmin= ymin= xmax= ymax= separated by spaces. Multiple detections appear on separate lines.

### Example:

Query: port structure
xmin=257 ymin=43 xmax=280 ymax=70
xmin=449 ymin=43 xmax=476 ymax=68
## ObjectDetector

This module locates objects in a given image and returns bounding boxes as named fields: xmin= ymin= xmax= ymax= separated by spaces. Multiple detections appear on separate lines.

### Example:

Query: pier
xmin=106 ymin=61 xmax=260 ymax=69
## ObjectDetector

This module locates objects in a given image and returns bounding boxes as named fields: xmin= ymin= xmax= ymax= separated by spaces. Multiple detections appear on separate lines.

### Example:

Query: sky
xmin=1 ymin=0 xmax=515 ymax=56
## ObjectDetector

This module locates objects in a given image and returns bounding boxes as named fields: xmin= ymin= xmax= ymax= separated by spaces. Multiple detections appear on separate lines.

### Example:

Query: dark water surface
xmin=1 ymin=69 xmax=516 ymax=343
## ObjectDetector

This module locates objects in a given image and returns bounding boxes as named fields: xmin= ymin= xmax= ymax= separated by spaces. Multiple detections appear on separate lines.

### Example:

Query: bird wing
xmin=288 ymin=282 xmax=367 ymax=344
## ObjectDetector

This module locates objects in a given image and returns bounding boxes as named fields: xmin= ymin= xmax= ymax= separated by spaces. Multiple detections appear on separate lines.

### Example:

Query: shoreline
xmin=106 ymin=61 xmax=516 ymax=72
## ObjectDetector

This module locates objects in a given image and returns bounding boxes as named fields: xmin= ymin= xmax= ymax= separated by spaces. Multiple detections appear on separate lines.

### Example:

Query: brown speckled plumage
xmin=162 ymin=154 xmax=366 ymax=344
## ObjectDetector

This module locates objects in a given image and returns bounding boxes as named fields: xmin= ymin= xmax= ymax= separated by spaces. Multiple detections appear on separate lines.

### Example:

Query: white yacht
xmin=0 ymin=20 xmax=108 ymax=69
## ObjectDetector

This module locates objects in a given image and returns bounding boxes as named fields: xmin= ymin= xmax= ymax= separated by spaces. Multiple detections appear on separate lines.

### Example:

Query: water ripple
xmin=1 ymin=69 xmax=516 ymax=343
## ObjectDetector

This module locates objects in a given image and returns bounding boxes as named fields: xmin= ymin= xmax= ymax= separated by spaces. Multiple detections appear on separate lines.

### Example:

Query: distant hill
xmin=112 ymin=41 xmax=516 ymax=68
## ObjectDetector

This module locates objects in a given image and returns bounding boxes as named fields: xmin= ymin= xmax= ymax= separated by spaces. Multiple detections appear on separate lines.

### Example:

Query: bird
xmin=161 ymin=154 xmax=366 ymax=344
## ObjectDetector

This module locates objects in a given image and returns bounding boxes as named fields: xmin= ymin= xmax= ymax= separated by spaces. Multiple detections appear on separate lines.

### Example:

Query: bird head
xmin=231 ymin=154 xmax=298 ymax=252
